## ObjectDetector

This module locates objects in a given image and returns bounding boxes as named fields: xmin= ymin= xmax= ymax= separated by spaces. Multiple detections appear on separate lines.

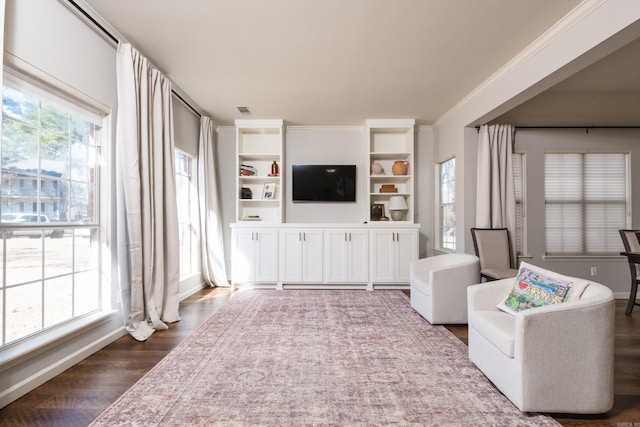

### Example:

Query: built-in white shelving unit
xmin=231 ymin=118 xmax=419 ymax=290
xmin=365 ymin=119 xmax=415 ymax=224
xmin=235 ymin=119 xmax=284 ymax=223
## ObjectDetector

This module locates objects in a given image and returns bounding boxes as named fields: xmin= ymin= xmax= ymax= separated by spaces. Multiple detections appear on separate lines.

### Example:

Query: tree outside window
xmin=439 ymin=158 xmax=455 ymax=251
xmin=0 ymin=66 xmax=104 ymax=347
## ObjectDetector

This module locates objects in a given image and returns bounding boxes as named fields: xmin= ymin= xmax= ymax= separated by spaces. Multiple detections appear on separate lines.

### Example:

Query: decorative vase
xmin=392 ymin=160 xmax=409 ymax=175
xmin=371 ymin=162 xmax=384 ymax=174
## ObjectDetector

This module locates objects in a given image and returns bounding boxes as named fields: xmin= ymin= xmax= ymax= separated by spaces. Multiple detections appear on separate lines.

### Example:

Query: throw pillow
xmin=497 ymin=262 xmax=589 ymax=315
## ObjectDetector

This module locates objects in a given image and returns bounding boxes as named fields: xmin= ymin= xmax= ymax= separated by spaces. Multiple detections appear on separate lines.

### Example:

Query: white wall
xmin=433 ymin=1 xmax=640 ymax=293
xmin=215 ymin=127 xmax=237 ymax=276
xmin=415 ymin=126 xmax=434 ymax=258
xmin=285 ymin=126 xmax=366 ymax=224
xmin=1 ymin=0 xmax=205 ymax=407
xmin=1 ymin=0 xmax=123 ymax=408
xmin=515 ymin=128 xmax=640 ymax=296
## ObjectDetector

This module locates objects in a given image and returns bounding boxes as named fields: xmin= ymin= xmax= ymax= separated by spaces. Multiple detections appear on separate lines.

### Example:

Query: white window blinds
xmin=513 ymin=153 xmax=524 ymax=254
xmin=545 ymin=153 xmax=628 ymax=255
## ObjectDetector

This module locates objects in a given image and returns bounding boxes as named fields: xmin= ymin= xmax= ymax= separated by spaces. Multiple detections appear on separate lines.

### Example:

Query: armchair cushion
xmin=470 ymin=309 xmax=516 ymax=357
xmin=498 ymin=262 xmax=589 ymax=315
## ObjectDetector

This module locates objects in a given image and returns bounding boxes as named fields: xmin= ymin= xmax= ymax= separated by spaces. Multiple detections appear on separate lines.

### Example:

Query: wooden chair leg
xmin=626 ymin=276 xmax=639 ymax=315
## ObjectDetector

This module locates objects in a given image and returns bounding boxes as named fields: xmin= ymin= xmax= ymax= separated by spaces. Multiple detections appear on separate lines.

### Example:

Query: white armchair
xmin=410 ymin=254 xmax=480 ymax=324
xmin=467 ymin=277 xmax=615 ymax=414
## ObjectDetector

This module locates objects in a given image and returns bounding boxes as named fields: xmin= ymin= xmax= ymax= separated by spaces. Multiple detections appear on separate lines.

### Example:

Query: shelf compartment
xmin=237 ymin=133 xmax=281 ymax=154
xmin=370 ymin=152 xmax=412 ymax=160
xmin=369 ymin=131 xmax=413 ymax=154
xmin=369 ymin=174 xmax=412 ymax=181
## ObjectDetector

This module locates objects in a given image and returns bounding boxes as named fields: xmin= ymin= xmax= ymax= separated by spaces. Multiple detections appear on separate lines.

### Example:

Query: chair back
xmin=620 ymin=229 xmax=640 ymax=253
xmin=620 ymin=229 xmax=640 ymax=314
xmin=620 ymin=229 xmax=640 ymax=274
xmin=470 ymin=228 xmax=514 ymax=270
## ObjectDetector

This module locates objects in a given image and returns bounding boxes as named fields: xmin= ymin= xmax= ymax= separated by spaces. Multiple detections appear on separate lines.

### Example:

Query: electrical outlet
xmin=590 ymin=266 xmax=597 ymax=276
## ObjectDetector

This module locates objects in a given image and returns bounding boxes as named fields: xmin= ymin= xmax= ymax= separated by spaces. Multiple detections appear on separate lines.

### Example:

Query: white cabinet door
xmin=301 ymin=229 xmax=323 ymax=282
xmin=255 ymin=229 xmax=278 ymax=282
xmin=232 ymin=228 xmax=278 ymax=283
xmin=347 ymin=230 xmax=369 ymax=283
xmin=325 ymin=229 xmax=368 ymax=283
xmin=395 ymin=230 xmax=418 ymax=282
xmin=370 ymin=230 xmax=396 ymax=283
xmin=232 ymin=229 xmax=257 ymax=282
xmin=280 ymin=229 xmax=323 ymax=283
xmin=280 ymin=229 xmax=303 ymax=282
xmin=370 ymin=229 xmax=418 ymax=283
xmin=325 ymin=230 xmax=349 ymax=282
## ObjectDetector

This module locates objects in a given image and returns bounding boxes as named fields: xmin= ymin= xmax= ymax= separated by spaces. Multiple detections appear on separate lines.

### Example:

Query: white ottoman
xmin=410 ymin=254 xmax=480 ymax=324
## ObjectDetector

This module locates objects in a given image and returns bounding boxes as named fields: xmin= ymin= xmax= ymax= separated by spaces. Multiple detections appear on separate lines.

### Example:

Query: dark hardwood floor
xmin=0 ymin=287 xmax=638 ymax=426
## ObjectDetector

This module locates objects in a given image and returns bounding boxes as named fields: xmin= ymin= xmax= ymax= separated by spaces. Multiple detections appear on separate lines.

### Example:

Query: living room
xmin=2 ymin=0 xmax=640 ymax=424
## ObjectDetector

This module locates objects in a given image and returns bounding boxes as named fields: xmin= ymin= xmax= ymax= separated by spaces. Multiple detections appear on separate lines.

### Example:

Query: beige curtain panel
xmin=115 ymin=43 xmax=181 ymax=341
xmin=198 ymin=116 xmax=229 ymax=287
xmin=475 ymin=124 xmax=516 ymax=259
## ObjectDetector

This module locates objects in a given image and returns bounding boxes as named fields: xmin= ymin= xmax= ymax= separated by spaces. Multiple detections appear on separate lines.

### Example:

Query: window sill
xmin=0 ymin=310 xmax=120 ymax=373
xmin=542 ymin=254 xmax=624 ymax=262
xmin=433 ymin=247 xmax=455 ymax=255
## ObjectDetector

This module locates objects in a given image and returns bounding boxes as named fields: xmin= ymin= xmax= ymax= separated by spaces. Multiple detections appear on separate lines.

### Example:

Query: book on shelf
xmin=243 ymin=215 xmax=262 ymax=221
xmin=240 ymin=164 xmax=257 ymax=176
xmin=380 ymin=184 xmax=398 ymax=193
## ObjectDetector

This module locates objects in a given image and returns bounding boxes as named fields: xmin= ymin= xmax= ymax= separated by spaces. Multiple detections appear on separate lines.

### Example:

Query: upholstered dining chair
xmin=470 ymin=228 xmax=518 ymax=281
xmin=619 ymin=229 xmax=640 ymax=315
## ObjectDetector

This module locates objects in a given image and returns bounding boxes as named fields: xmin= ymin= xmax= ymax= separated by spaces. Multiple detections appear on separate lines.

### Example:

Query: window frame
xmin=174 ymin=149 xmax=199 ymax=280
xmin=437 ymin=157 xmax=456 ymax=252
xmin=513 ymin=152 xmax=526 ymax=256
xmin=0 ymin=62 xmax=109 ymax=352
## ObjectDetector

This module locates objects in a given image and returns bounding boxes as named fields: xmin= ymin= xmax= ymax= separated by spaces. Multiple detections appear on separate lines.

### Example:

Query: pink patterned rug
xmin=90 ymin=290 xmax=559 ymax=426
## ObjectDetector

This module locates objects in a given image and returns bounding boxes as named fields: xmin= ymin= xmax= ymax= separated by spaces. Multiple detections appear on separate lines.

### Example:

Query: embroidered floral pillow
xmin=497 ymin=262 xmax=589 ymax=315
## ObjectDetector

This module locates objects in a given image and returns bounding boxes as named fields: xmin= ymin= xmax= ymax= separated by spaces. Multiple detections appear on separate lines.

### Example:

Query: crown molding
xmin=434 ymin=0 xmax=608 ymax=127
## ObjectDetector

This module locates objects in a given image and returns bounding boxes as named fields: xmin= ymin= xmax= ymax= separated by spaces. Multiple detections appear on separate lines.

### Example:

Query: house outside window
xmin=439 ymin=157 xmax=456 ymax=251
xmin=545 ymin=152 xmax=628 ymax=255
xmin=0 ymin=66 xmax=104 ymax=347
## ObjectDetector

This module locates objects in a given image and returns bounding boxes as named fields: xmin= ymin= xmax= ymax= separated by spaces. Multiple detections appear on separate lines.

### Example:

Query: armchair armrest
xmin=515 ymin=282 xmax=615 ymax=413
xmin=467 ymin=278 xmax=515 ymax=312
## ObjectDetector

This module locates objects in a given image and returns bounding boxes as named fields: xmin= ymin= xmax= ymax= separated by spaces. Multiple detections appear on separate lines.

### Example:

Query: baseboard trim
xmin=0 ymin=326 xmax=126 ymax=409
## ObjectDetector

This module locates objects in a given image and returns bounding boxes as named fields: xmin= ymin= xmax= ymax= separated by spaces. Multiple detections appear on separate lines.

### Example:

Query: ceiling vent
xmin=237 ymin=106 xmax=251 ymax=114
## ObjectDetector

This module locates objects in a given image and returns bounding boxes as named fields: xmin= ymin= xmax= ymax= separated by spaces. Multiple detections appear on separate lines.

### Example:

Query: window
xmin=175 ymin=150 xmax=198 ymax=277
xmin=513 ymin=153 xmax=525 ymax=254
xmin=1 ymin=66 xmax=104 ymax=347
xmin=545 ymin=152 xmax=628 ymax=255
xmin=439 ymin=157 xmax=456 ymax=251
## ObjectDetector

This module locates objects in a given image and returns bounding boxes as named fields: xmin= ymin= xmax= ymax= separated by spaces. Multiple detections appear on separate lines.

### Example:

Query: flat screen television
xmin=292 ymin=164 xmax=356 ymax=202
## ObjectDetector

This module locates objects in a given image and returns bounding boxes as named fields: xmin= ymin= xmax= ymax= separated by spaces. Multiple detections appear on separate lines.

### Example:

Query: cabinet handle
xmin=344 ymin=232 xmax=348 ymax=242
xmin=303 ymin=232 xmax=306 ymax=242
xmin=348 ymin=232 xmax=352 ymax=242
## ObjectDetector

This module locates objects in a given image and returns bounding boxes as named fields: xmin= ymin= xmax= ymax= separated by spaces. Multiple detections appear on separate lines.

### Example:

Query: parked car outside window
xmin=1 ymin=213 xmax=64 ymax=238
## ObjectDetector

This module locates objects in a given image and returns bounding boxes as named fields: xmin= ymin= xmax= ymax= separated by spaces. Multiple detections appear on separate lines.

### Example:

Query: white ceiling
xmin=80 ymin=0 xmax=638 ymax=126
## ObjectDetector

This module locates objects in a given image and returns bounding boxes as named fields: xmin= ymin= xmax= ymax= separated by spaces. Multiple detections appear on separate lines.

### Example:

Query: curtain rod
xmin=475 ymin=125 xmax=640 ymax=133
xmin=66 ymin=0 xmax=202 ymax=119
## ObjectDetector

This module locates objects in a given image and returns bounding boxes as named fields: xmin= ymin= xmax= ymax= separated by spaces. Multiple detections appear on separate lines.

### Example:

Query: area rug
xmin=90 ymin=290 xmax=559 ymax=426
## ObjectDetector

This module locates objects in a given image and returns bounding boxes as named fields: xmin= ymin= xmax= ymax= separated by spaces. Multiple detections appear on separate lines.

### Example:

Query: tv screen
xmin=292 ymin=164 xmax=356 ymax=202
